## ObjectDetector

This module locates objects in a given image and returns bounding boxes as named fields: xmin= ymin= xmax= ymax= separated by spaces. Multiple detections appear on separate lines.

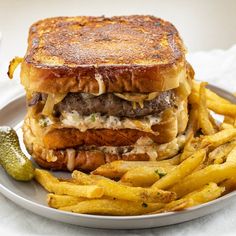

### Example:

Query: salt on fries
xmin=34 ymin=82 xmax=236 ymax=216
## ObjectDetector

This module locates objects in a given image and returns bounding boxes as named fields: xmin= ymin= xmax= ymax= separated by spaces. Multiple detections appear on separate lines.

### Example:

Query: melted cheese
xmin=132 ymin=101 xmax=137 ymax=109
xmin=46 ymin=150 xmax=58 ymax=162
xmin=127 ymin=135 xmax=186 ymax=161
xmin=61 ymin=111 xmax=161 ymax=134
xmin=74 ymin=135 xmax=186 ymax=161
xmin=138 ymin=101 xmax=144 ymax=109
xmin=92 ymin=73 xmax=106 ymax=96
xmin=42 ymin=93 xmax=67 ymax=116
xmin=176 ymin=73 xmax=192 ymax=100
xmin=115 ymin=92 xmax=159 ymax=102
xmin=66 ymin=149 xmax=76 ymax=171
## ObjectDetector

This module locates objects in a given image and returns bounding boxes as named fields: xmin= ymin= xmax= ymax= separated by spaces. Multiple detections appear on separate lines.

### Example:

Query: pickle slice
xmin=0 ymin=126 xmax=34 ymax=181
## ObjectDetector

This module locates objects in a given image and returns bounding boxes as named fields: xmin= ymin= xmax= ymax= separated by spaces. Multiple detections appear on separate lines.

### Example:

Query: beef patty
xmin=29 ymin=91 xmax=176 ymax=118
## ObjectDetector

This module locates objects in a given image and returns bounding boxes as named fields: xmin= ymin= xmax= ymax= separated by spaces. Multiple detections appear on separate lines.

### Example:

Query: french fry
xmin=158 ymin=155 xmax=181 ymax=165
xmin=190 ymin=83 xmax=236 ymax=116
xmin=120 ymin=166 xmax=175 ymax=187
xmin=149 ymin=199 xmax=189 ymax=214
xmin=183 ymin=182 xmax=224 ymax=207
xmin=72 ymin=171 xmax=95 ymax=185
xmin=117 ymin=181 xmax=134 ymax=186
xmin=220 ymin=122 xmax=234 ymax=130
xmin=60 ymin=199 xmax=165 ymax=215
xmin=207 ymin=101 xmax=236 ymax=117
xmin=220 ymin=178 xmax=236 ymax=194
xmin=152 ymin=149 xmax=206 ymax=190
xmin=198 ymin=82 xmax=215 ymax=135
xmin=73 ymin=171 xmax=176 ymax=203
xmin=208 ymin=140 xmax=236 ymax=164
xmin=92 ymin=176 xmax=177 ymax=203
xmin=188 ymin=91 xmax=199 ymax=105
xmin=35 ymin=169 xmax=104 ymax=198
xmin=208 ymin=112 xmax=219 ymax=131
xmin=224 ymin=116 xmax=236 ymax=127
xmin=192 ymin=81 xmax=230 ymax=104
xmin=47 ymin=194 xmax=86 ymax=208
xmin=185 ymin=106 xmax=199 ymax=139
xmin=34 ymin=169 xmax=60 ymax=192
xmin=180 ymin=133 xmax=196 ymax=161
xmin=225 ymin=146 xmax=236 ymax=163
xmin=92 ymin=159 xmax=178 ymax=178
xmin=53 ymin=182 xmax=104 ymax=198
xmin=201 ymin=128 xmax=236 ymax=148
xmin=170 ymin=163 xmax=236 ymax=197
xmin=72 ymin=171 xmax=135 ymax=187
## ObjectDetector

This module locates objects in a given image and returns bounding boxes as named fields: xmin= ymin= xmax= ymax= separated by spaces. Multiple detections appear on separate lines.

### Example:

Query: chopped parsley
xmin=39 ymin=117 xmax=50 ymax=127
xmin=155 ymin=169 xmax=167 ymax=178
xmin=90 ymin=114 xmax=96 ymax=122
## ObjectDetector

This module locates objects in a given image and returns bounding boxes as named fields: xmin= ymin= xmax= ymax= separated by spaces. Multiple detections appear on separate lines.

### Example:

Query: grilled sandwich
xmin=20 ymin=15 xmax=194 ymax=171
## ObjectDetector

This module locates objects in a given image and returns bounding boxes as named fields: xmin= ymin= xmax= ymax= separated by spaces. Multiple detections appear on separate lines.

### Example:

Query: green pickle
xmin=0 ymin=126 xmax=35 ymax=181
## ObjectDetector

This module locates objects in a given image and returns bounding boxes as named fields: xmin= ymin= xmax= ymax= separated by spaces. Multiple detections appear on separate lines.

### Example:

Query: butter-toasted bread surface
xmin=26 ymin=15 xmax=185 ymax=67
xmin=21 ymin=15 xmax=187 ymax=93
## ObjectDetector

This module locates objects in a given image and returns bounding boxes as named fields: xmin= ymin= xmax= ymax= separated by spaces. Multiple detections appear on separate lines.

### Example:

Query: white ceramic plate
xmin=0 ymin=85 xmax=236 ymax=229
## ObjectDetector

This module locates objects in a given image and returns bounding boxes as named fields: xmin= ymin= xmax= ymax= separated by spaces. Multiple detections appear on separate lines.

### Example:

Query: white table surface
xmin=1 ymin=1 xmax=236 ymax=235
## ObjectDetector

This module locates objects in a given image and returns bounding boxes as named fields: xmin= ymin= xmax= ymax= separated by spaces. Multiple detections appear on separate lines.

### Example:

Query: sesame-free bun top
xmin=21 ymin=15 xmax=187 ymax=94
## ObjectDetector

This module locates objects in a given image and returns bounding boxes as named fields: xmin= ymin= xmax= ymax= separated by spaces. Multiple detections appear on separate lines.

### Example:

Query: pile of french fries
xmin=35 ymin=81 xmax=236 ymax=216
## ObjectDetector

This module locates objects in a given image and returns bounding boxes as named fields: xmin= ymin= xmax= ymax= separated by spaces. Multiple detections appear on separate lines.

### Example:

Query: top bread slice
xmin=20 ymin=15 xmax=187 ymax=94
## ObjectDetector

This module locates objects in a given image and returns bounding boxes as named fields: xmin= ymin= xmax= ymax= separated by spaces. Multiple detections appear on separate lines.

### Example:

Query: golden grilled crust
xmin=21 ymin=15 xmax=187 ymax=93
xmin=25 ymin=15 xmax=185 ymax=67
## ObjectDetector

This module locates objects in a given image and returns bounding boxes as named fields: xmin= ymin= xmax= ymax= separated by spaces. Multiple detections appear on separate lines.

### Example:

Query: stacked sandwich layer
xmin=21 ymin=15 xmax=194 ymax=171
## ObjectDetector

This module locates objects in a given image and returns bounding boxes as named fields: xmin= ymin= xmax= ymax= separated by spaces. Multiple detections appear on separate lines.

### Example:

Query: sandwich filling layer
xmin=28 ymin=90 xmax=175 ymax=118
xmin=22 ymin=73 xmax=191 ymax=171
xmin=19 ymin=15 xmax=194 ymax=172
xmin=23 ymin=116 xmax=186 ymax=171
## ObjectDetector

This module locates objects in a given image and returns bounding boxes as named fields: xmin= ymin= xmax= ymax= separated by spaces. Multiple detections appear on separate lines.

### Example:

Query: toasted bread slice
xmin=21 ymin=15 xmax=187 ymax=94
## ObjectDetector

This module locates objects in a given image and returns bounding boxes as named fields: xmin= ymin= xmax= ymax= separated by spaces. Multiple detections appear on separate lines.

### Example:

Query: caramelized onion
xmin=115 ymin=92 xmax=159 ymax=102
xmin=42 ymin=93 xmax=67 ymax=116
xmin=8 ymin=57 xmax=23 ymax=79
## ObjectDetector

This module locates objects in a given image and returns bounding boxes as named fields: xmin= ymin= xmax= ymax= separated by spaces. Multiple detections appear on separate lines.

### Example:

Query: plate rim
xmin=0 ymin=92 xmax=25 ymax=111
xmin=1 ymin=173 xmax=236 ymax=221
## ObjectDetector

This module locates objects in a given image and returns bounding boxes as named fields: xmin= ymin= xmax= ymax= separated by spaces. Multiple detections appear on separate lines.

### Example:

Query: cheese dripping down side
xmin=66 ymin=149 xmax=76 ymax=171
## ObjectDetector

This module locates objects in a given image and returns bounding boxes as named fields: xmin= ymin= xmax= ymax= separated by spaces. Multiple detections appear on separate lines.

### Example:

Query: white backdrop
xmin=0 ymin=0 xmax=236 ymax=54
xmin=1 ymin=0 xmax=236 ymax=79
